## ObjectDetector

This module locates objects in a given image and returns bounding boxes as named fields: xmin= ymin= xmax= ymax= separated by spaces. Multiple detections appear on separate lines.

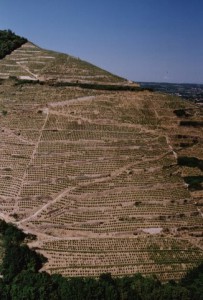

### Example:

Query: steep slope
xmin=0 ymin=36 xmax=202 ymax=282
xmin=0 ymin=77 xmax=202 ymax=282
xmin=0 ymin=41 xmax=126 ymax=84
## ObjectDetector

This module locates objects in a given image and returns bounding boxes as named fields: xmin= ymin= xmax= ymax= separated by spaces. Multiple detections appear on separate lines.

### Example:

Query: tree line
xmin=0 ymin=30 xmax=27 ymax=59
xmin=10 ymin=76 xmax=154 ymax=92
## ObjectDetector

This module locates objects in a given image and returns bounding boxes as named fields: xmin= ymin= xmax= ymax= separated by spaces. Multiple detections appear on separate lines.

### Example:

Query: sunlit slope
xmin=0 ymin=42 xmax=126 ymax=84
xmin=0 ymin=78 xmax=202 ymax=281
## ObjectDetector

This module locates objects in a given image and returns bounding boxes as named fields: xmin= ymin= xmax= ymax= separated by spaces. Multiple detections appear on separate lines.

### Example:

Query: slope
xmin=0 ymin=41 xmax=126 ymax=84
xmin=0 ymin=37 xmax=202 ymax=282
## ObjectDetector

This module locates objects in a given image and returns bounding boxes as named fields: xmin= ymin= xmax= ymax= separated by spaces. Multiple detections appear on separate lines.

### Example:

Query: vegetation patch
xmin=180 ymin=120 xmax=203 ymax=127
xmin=51 ymin=81 xmax=154 ymax=92
xmin=177 ymin=156 xmax=203 ymax=171
xmin=174 ymin=109 xmax=192 ymax=118
xmin=13 ymin=77 xmax=154 ymax=92
xmin=184 ymin=176 xmax=203 ymax=191
xmin=0 ymin=30 xmax=27 ymax=59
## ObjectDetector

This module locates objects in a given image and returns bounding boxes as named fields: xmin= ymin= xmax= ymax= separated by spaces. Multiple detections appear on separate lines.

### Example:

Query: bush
xmin=0 ymin=29 xmax=27 ymax=59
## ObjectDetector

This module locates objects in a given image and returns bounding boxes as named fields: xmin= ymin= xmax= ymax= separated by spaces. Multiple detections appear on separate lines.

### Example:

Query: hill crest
xmin=0 ymin=39 xmax=129 ymax=85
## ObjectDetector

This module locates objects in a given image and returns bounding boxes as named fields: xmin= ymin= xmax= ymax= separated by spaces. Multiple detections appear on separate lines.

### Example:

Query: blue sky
xmin=1 ymin=0 xmax=203 ymax=83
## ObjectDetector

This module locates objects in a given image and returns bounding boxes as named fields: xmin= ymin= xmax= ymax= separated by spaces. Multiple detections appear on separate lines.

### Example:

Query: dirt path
xmin=48 ymin=96 xmax=96 ymax=108
xmin=14 ymin=110 xmax=50 ymax=212
xmin=197 ymin=207 xmax=203 ymax=218
xmin=18 ymin=187 xmax=72 ymax=224
xmin=16 ymin=61 xmax=38 ymax=80
xmin=165 ymin=135 xmax=178 ymax=159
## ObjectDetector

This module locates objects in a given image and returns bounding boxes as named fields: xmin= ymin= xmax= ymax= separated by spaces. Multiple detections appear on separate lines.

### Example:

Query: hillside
xmin=0 ymin=40 xmax=127 ymax=84
xmin=0 ymin=35 xmax=202 ymax=283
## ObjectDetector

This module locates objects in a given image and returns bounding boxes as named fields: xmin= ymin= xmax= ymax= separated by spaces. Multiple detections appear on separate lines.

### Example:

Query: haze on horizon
xmin=1 ymin=0 xmax=203 ymax=84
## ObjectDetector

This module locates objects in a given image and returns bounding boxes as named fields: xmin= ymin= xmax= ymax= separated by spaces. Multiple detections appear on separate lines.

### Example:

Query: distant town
xmin=139 ymin=82 xmax=203 ymax=104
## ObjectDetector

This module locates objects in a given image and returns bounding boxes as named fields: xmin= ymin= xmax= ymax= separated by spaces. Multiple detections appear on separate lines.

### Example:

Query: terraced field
xmin=0 ymin=42 xmax=202 ymax=282
xmin=0 ymin=42 xmax=126 ymax=83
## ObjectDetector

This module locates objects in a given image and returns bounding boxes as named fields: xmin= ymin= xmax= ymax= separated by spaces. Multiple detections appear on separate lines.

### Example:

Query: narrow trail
xmin=2 ymin=127 xmax=35 ymax=145
xmin=14 ymin=110 xmax=50 ymax=212
xmin=16 ymin=61 xmax=38 ymax=79
xmin=165 ymin=135 xmax=178 ymax=159
xmin=197 ymin=207 xmax=203 ymax=219
xmin=48 ymin=96 xmax=96 ymax=108
xmin=18 ymin=187 xmax=72 ymax=224
xmin=149 ymin=97 xmax=159 ymax=120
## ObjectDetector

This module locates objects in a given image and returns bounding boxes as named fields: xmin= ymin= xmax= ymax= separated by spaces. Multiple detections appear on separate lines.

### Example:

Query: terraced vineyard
xmin=0 ymin=41 xmax=202 ymax=282
xmin=0 ymin=42 xmax=125 ymax=83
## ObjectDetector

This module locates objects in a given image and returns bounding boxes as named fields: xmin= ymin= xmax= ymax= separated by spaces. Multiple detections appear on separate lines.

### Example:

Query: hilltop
xmin=0 ymin=33 xmax=127 ymax=84
xmin=0 ymin=32 xmax=202 ymax=284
